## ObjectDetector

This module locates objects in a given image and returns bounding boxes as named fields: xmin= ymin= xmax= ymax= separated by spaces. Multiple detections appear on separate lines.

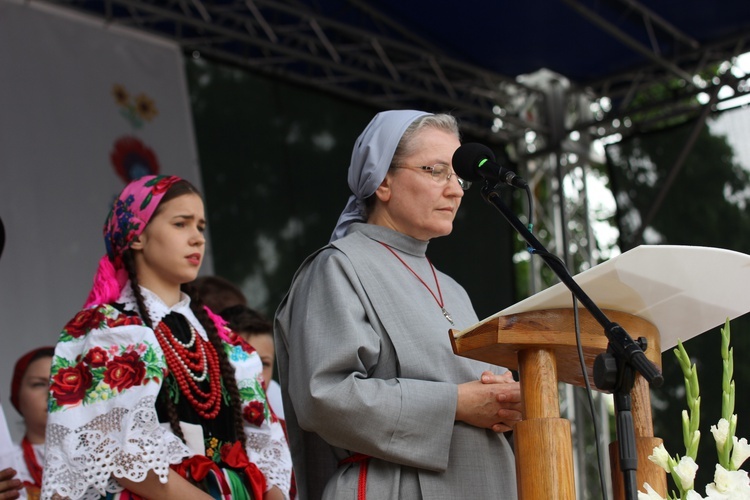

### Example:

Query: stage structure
xmin=33 ymin=0 xmax=750 ymax=496
xmin=39 ymin=0 xmax=750 ymax=147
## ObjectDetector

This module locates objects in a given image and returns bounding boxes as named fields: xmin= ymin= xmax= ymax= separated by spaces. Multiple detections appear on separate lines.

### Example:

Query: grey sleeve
xmin=279 ymin=249 xmax=457 ymax=472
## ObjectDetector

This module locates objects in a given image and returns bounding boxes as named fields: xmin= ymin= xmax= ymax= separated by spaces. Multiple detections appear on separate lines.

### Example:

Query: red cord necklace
xmin=21 ymin=435 xmax=43 ymax=489
xmin=154 ymin=321 xmax=222 ymax=419
xmin=377 ymin=241 xmax=454 ymax=325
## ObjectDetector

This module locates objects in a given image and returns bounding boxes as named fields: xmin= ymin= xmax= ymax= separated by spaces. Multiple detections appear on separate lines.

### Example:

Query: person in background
xmin=219 ymin=306 xmax=284 ymax=420
xmin=9 ymin=347 xmax=54 ymax=500
xmin=192 ymin=275 xmax=247 ymax=315
xmin=41 ymin=175 xmax=291 ymax=500
xmin=275 ymin=110 xmax=522 ymax=499
xmin=0 ymin=217 xmax=25 ymax=500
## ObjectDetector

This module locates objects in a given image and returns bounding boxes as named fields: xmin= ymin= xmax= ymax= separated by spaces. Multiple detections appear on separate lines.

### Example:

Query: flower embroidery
xmin=83 ymin=347 xmax=108 ymax=368
xmin=243 ymin=401 xmax=265 ymax=427
xmin=106 ymin=313 xmax=143 ymax=329
xmin=60 ymin=309 xmax=106 ymax=340
xmin=229 ymin=345 xmax=250 ymax=363
xmin=60 ymin=306 xmax=143 ymax=343
xmin=49 ymin=339 xmax=165 ymax=412
xmin=103 ymin=351 xmax=147 ymax=392
xmin=224 ymin=332 xmax=255 ymax=357
xmin=50 ymin=363 xmax=92 ymax=407
xmin=237 ymin=376 xmax=271 ymax=425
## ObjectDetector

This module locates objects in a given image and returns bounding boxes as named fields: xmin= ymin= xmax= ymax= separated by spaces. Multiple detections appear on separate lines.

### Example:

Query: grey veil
xmin=329 ymin=109 xmax=430 ymax=242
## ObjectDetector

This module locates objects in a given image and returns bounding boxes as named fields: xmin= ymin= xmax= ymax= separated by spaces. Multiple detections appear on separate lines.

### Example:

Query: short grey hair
xmin=390 ymin=113 xmax=460 ymax=167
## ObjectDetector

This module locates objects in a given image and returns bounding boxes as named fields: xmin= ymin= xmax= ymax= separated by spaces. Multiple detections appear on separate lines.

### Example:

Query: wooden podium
xmin=451 ymin=308 xmax=664 ymax=499
xmin=449 ymin=245 xmax=750 ymax=499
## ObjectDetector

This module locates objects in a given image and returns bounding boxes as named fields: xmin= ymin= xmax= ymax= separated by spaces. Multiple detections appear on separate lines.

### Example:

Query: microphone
xmin=453 ymin=143 xmax=527 ymax=188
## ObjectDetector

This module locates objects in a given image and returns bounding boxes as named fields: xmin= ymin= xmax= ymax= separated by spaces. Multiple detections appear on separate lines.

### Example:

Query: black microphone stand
xmin=480 ymin=182 xmax=663 ymax=500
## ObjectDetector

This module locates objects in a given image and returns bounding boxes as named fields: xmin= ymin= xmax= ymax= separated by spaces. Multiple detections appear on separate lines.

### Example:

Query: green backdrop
xmin=185 ymin=57 xmax=517 ymax=322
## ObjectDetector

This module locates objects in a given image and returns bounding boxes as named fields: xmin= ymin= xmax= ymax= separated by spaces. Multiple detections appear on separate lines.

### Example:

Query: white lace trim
xmin=247 ymin=427 xmax=293 ymax=495
xmin=42 ymin=396 xmax=191 ymax=500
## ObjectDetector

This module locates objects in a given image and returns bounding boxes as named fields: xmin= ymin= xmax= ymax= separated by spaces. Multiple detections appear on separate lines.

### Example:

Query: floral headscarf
xmin=84 ymin=175 xmax=181 ymax=308
xmin=329 ymin=109 xmax=430 ymax=242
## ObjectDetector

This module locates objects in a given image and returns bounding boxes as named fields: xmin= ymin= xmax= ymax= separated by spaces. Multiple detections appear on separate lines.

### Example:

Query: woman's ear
xmin=374 ymin=172 xmax=393 ymax=203
xmin=129 ymin=235 xmax=144 ymax=251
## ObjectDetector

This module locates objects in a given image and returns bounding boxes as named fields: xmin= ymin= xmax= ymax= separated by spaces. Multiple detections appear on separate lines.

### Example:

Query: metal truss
xmin=566 ymin=0 xmax=750 ymax=143
xmin=38 ymin=0 xmax=544 ymax=146
xmin=37 ymin=0 xmax=750 ymax=150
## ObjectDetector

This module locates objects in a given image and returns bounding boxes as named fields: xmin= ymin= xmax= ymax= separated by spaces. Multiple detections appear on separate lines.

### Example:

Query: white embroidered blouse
xmin=41 ymin=285 xmax=292 ymax=500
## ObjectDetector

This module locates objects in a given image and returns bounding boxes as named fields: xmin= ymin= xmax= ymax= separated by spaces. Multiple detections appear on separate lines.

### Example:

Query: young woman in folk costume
xmin=41 ymin=175 xmax=292 ymax=500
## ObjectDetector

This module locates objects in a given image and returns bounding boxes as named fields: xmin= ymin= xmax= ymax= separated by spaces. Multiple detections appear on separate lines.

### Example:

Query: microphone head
xmin=452 ymin=143 xmax=496 ymax=182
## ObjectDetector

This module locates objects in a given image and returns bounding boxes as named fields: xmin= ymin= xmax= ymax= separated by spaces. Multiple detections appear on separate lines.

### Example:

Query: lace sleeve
xmin=224 ymin=339 xmax=293 ymax=497
xmin=41 ymin=306 xmax=192 ymax=500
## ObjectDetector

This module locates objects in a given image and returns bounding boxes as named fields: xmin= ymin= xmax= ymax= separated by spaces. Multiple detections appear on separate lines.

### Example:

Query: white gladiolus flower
xmin=638 ymin=482 xmax=666 ymax=500
xmin=710 ymin=418 xmax=730 ymax=449
xmin=659 ymin=327 xmax=750 ymax=498
xmin=731 ymin=436 xmax=750 ymax=470
xmin=648 ymin=444 xmax=672 ymax=471
xmin=674 ymin=456 xmax=699 ymax=491
xmin=705 ymin=464 xmax=750 ymax=498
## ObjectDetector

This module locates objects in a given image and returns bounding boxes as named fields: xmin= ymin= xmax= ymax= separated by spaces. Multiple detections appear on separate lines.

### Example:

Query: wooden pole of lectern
xmin=450 ymin=308 xmax=666 ymax=500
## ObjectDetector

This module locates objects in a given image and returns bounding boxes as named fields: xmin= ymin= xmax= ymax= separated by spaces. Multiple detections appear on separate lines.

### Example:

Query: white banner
xmin=0 ymin=0 xmax=209 ymax=442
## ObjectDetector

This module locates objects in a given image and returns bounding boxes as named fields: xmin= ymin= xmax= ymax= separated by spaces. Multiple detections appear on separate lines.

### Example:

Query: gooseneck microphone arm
xmin=478 ymin=181 xmax=662 ymax=500
xmin=478 ymin=183 xmax=663 ymax=384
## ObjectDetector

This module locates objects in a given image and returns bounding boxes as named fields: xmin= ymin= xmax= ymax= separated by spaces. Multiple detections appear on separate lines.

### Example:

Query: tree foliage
xmin=606 ymin=117 xmax=750 ymax=489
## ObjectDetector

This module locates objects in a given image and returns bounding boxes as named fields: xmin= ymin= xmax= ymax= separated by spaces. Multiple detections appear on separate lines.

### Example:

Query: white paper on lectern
xmin=476 ymin=245 xmax=750 ymax=351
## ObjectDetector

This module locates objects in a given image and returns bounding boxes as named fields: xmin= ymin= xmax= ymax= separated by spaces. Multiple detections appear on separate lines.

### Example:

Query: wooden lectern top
xmin=450 ymin=308 xmax=661 ymax=389
xmin=455 ymin=245 xmax=750 ymax=353
xmin=450 ymin=245 xmax=750 ymax=389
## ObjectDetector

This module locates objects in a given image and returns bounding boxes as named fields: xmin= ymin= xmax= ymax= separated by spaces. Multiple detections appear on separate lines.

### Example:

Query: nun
xmin=275 ymin=110 xmax=521 ymax=500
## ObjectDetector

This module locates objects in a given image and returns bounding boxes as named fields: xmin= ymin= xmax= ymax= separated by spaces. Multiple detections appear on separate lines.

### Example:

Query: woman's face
xmin=373 ymin=128 xmax=463 ymax=240
xmin=18 ymin=356 xmax=52 ymax=436
xmin=132 ymin=193 xmax=206 ymax=294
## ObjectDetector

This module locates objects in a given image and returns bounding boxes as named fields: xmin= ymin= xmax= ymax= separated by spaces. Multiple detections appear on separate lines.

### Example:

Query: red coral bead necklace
xmin=154 ymin=321 xmax=222 ymax=419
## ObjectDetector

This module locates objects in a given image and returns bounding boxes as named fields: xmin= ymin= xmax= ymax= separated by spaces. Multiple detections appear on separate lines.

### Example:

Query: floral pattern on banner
xmin=110 ymin=83 xmax=161 ymax=183
xmin=49 ymin=339 xmax=166 ymax=413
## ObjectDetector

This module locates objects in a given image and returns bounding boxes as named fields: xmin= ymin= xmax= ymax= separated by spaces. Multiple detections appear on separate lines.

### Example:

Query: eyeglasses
xmin=391 ymin=164 xmax=472 ymax=190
